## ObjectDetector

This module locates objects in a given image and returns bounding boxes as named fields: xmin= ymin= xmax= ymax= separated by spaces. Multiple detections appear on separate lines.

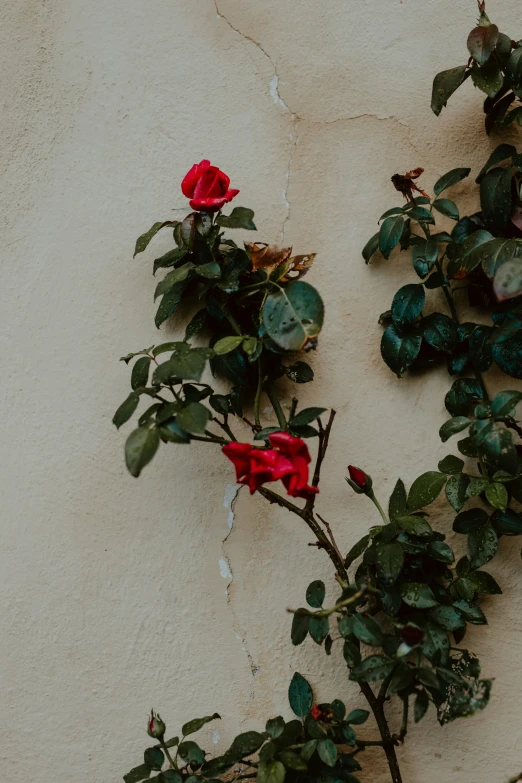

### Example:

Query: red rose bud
xmin=181 ymin=159 xmax=239 ymax=212
xmin=311 ymin=705 xmax=322 ymax=721
xmin=346 ymin=465 xmax=372 ymax=494
xmin=147 ymin=710 xmax=166 ymax=739
xmin=400 ymin=625 xmax=424 ymax=647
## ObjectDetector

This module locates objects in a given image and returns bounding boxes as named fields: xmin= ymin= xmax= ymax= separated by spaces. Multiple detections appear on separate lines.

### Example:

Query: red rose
xmin=222 ymin=433 xmax=318 ymax=501
xmin=348 ymin=465 xmax=367 ymax=490
xmin=400 ymin=625 xmax=424 ymax=647
xmin=181 ymin=159 xmax=239 ymax=212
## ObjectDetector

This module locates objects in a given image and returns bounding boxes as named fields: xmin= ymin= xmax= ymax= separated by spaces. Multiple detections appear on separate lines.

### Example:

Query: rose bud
xmin=310 ymin=704 xmax=322 ymax=721
xmin=147 ymin=710 xmax=166 ymax=739
xmin=346 ymin=465 xmax=372 ymax=494
xmin=400 ymin=625 xmax=424 ymax=647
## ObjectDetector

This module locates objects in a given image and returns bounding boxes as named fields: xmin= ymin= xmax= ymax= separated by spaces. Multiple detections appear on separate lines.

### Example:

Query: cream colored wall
xmin=2 ymin=1 xmax=522 ymax=781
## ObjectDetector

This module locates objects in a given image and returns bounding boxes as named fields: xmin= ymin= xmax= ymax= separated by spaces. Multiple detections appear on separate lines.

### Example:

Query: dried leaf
xmin=280 ymin=254 xmax=317 ymax=281
xmin=245 ymin=242 xmax=292 ymax=271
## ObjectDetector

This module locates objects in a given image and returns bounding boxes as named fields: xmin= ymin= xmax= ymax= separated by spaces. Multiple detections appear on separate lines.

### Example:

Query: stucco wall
xmin=2 ymin=1 xmax=522 ymax=781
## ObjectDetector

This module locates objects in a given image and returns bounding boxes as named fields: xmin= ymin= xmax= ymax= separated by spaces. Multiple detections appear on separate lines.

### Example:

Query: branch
xmin=305 ymin=409 xmax=336 ymax=514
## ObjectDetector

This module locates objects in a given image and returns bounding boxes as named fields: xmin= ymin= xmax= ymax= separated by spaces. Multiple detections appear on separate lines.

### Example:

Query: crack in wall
xmin=221 ymin=483 xmax=261 ymax=680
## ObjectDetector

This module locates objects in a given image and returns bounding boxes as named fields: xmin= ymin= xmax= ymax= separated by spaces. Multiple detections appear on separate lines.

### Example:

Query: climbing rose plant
xmin=112 ymin=8 xmax=522 ymax=783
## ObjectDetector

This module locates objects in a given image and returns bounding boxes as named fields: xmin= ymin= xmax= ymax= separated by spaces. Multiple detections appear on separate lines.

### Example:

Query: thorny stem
xmin=254 ymin=359 xmax=264 ymax=430
xmin=359 ymin=681 xmax=403 ymax=783
xmin=305 ymin=411 xmax=336 ymax=514
xmin=213 ymin=416 xmax=237 ymax=442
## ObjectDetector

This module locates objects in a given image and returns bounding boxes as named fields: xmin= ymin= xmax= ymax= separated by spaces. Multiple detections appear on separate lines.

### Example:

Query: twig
xmin=317 ymin=513 xmax=345 ymax=567
xmin=305 ymin=410 xmax=336 ymax=513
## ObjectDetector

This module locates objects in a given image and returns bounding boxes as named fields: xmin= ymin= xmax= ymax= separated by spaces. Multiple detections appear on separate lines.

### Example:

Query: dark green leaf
xmin=154 ymin=352 xmax=206 ymax=383
xmin=398 ymin=515 xmax=432 ymax=537
xmin=407 ymin=471 xmax=447 ymax=510
xmin=291 ymin=611 xmax=309 ymax=646
xmin=288 ymin=672 xmax=313 ymax=717
xmin=131 ymin=356 xmax=151 ymax=390
xmin=265 ymin=717 xmax=285 ymax=739
xmin=439 ymin=417 xmax=471 ymax=443
xmin=185 ymin=309 xmax=208 ymax=342
xmin=124 ymin=764 xmax=152 ymax=783
xmin=480 ymin=166 xmax=513 ymax=233
xmin=477 ymin=143 xmax=517 ymax=182
xmin=433 ymin=199 xmax=459 ymax=221
xmin=134 ymin=221 xmax=174 ymax=257
xmin=379 ymin=216 xmax=405 ymax=258
xmin=375 ymin=542 xmax=404 ymax=583
xmin=262 ymin=281 xmax=324 ymax=351
xmin=401 ymin=582 xmax=438 ymax=609
xmin=362 ymin=232 xmax=380 ymax=263
xmin=447 ymin=230 xmax=494 ymax=277
xmin=467 ymin=570 xmax=502 ymax=594
xmin=491 ymin=508 xmax=522 ymax=535
xmin=412 ymin=240 xmax=439 ymax=278
xmin=434 ymin=168 xmax=471 ymax=196
xmin=429 ymin=540 xmax=455 ymax=564
xmin=492 ymin=335 xmax=522 ymax=380
xmin=414 ymin=691 xmax=429 ymax=723
xmin=196 ymin=261 xmax=221 ymax=279
xmin=216 ymin=207 xmax=256 ymax=230
xmin=471 ymin=59 xmax=503 ymax=97
xmin=431 ymin=65 xmax=470 ymax=115
xmin=423 ymin=313 xmax=458 ymax=352
xmin=407 ymin=207 xmax=435 ymax=224
xmin=113 ymin=392 xmax=140 ymax=429
xmin=178 ymin=741 xmax=205 ymax=768
xmin=485 ymin=482 xmax=508 ymax=510
xmin=230 ymin=731 xmax=265 ymax=758
xmin=481 ymin=424 xmax=518 ymax=474
xmin=445 ymin=473 xmax=470 ymax=512
xmin=213 ymin=336 xmax=245 ymax=355
xmin=306 ymin=580 xmax=325 ymax=608
xmin=468 ymin=522 xmax=498 ymax=568
xmin=257 ymin=761 xmax=285 ymax=783
xmin=176 ymin=403 xmax=210 ymax=434
xmin=381 ymin=324 xmax=422 ymax=377
xmin=144 ymin=747 xmax=164 ymax=771
xmin=285 ymin=361 xmax=314 ymax=384
xmin=349 ymin=655 xmax=395 ymax=683
xmin=155 ymin=282 xmax=188 ymax=328
xmin=125 ymin=427 xmax=160 ymax=477
xmin=309 ymin=615 xmax=329 ymax=645
xmin=343 ymin=640 xmax=361 ymax=668
xmin=120 ymin=347 xmax=154 ymax=364
xmin=453 ymin=508 xmax=488 ymax=534
xmin=317 ymin=739 xmax=337 ymax=768
xmin=154 ymin=263 xmax=194 ymax=300
xmin=389 ymin=479 xmax=408 ymax=521
xmin=438 ymin=455 xmax=464 ymax=474
xmin=290 ymin=407 xmax=326 ymax=427
xmin=345 ymin=535 xmax=370 ymax=568
xmin=453 ymin=600 xmax=487 ymax=624
xmin=182 ymin=714 xmax=220 ymax=737
xmin=429 ymin=606 xmax=464 ymax=632
xmin=391 ymin=284 xmax=425 ymax=327
xmin=467 ymin=24 xmax=499 ymax=64
xmin=352 ymin=614 xmax=383 ymax=646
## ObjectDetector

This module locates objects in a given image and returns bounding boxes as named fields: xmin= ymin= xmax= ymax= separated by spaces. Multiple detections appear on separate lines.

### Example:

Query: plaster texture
xmin=1 ymin=1 xmax=522 ymax=781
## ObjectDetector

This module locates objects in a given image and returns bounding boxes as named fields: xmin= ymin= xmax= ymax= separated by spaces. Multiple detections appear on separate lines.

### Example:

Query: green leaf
xmin=182 ymin=714 xmax=220 ymax=737
xmin=445 ymin=473 xmax=470 ymax=511
xmin=423 ymin=313 xmax=458 ymax=352
xmin=434 ymin=168 xmax=471 ymax=195
xmin=429 ymin=606 xmax=464 ymax=632
xmin=467 ymin=570 xmax=502 ymax=595
xmin=134 ymin=221 xmax=174 ymax=257
xmin=154 ymin=352 xmax=207 ymax=383
xmin=265 ymin=717 xmax=285 ymax=739
xmin=230 ymin=731 xmax=266 ymax=758
xmin=144 ymin=746 xmax=164 ymax=771
xmin=407 ymin=207 xmax=435 ymax=224
xmin=453 ymin=600 xmax=487 ymax=624
xmin=433 ymin=199 xmax=459 ymax=221
xmin=414 ymin=691 xmax=429 ymax=723
xmin=343 ymin=640 xmax=361 ymax=668
xmin=155 ymin=282 xmax=188 ymax=328
xmin=472 ymin=238 xmax=522 ymax=279
xmin=196 ymin=261 xmax=221 ymax=279
xmin=508 ymin=46 xmax=522 ymax=80
xmin=391 ymin=284 xmax=425 ymax=327
xmin=131 ymin=356 xmax=151 ymax=390
xmin=176 ymin=403 xmax=210 ymax=434
xmin=398 ymin=515 xmax=432 ymax=537
xmin=216 ymin=207 xmax=256 ymax=230
xmin=317 ymin=739 xmax=337 ymax=768
xmin=429 ymin=540 xmax=455 ymax=564
xmin=277 ymin=750 xmax=307 ymax=771
xmin=481 ymin=424 xmax=518 ymax=474
xmin=213 ymin=335 xmax=245 ymax=355
xmin=453 ymin=508 xmax=488 ymax=533
xmin=421 ymin=623 xmax=449 ymax=665
xmin=345 ymin=535 xmax=370 ymax=567
xmin=291 ymin=610 xmax=309 ymax=646
xmin=290 ymin=408 xmax=326 ymax=428
xmin=125 ymin=427 xmax=160 ymax=477
xmin=379 ymin=216 xmax=405 ymax=258
xmin=447 ymin=229 xmax=494 ymax=277
xmin=438 ymin=455 xmax=464 ymax=474
xmin=439 ymin=417 xmax=471 ymax=443
xmin=352 ymin=614 xmax=383 ymax=646
xmin=154 ymin=263 xmax=194 ymax=300
xmin=375 ymin=542 xmax=404 ymax=583
xmin=124 ymin=764 xmax=152 ymax=783
xmin=389 ymin=479 xmax=408 ymax=522
xmin=380 ymin=324 xmax=422 ymax=377
xmin=285 ymin=361 xmax=314 ymax=384
xmin=309 ymin=615 xmax=329 ymax=644
xmin=184 ymin=309 xmax=208 ymax=342
xmin=468 ymin=522 xmax=498 ymax=568
xmin=120 ymin=347 xmax=154 ymax=364
xmin=491 ymin=508 xmax=522 ymax=535
xmin=288 ymin=672 xmax=313 ymax=717
xmin=407 ymin=471 xmax=447 ymax=510
xmin=257 ymin=761 xmax=285 ymax=783
xmin=346 ymin=708 xmax=369 ymax=725
xmin=471 ymin=60 xmax=503 ymax=97
xmin=477 ymin=143 xmax=517 ymax=182
xmin=401 ymin=582 xmax=438 ymax=609
xmin=362 ymin=232 xmax=380 ymax=263
xmin=349 ymin=655 xmax=395 ymax=683
xmin=306 ymin=580 xmax=325 ymax=608
xmin=262 ymin=281 xmax=324 ymax=351
xmin=491 ymin=390 xmax=522 ymax=418
xmin=467 ymin=24 xmax=499 ymax=65
xmin=412 ymin=240 xmax=439 ymax=278
xmin=113 ymin=392 xmax=140 ymax=429
xmin=431 ymin=65 xmax=470 ymax=115
xmin=485 ymin=482 xmax=508 ymax=510
xmin=480 ymin=166 xmax=513 ymax=233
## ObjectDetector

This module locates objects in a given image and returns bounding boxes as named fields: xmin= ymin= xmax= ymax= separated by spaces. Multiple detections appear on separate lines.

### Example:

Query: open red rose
xmin=181 ymin=159 xmax=239 ymax=212
xmin=222 ymin=433 xmax=318 ymax=501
